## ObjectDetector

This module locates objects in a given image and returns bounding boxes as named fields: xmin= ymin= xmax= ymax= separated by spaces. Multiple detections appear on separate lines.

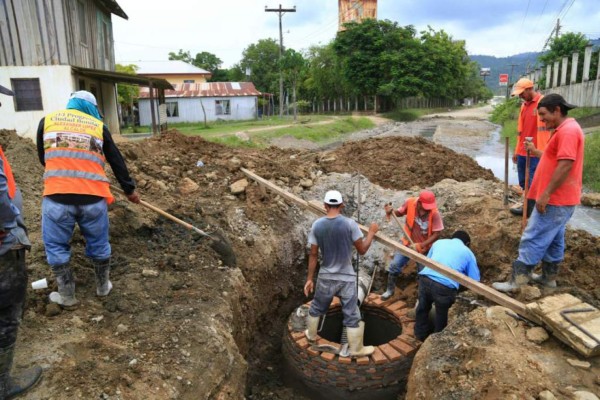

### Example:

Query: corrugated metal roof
xmin=72 ymin=67 xmax=173 ymax=90
xmin=134 ymin=61 xmax=211 ymax=75
xmin=97 ymin=0 xmax=128 ymax=20
xmin=139 ymin=82 xmax=261 ymax=98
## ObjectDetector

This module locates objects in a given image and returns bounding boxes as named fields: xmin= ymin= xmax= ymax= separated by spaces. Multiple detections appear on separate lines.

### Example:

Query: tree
xmin=280 ymin=48 xmax=306 ymax=120
xmin=304 ymin=44 xmax=349 ymax=111
xmin=192 ymin=51 xmax=223 ymax=72
xmin=538 ymin=32 xmax=589 ymax=66
xmin=115 ymin=64 xmax=139 ymax=127
xmin=239 ymin=39 xmax=281 ymax=99
xmin=168 ymin=49 xmax=193 ymax=64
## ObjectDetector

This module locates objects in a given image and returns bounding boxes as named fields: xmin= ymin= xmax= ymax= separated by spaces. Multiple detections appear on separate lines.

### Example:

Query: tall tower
xmin=338 ymin=0 xmax=378 ymax=31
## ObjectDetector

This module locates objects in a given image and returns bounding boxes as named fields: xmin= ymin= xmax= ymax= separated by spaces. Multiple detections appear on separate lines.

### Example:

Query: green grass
xmin=204 ymin=117 xmax=375 ymax=147
xmin=383 ymin=107 xmax=458 ymax=122
xmin=121 ymin=115 xmax=328 ymax=136
xmin=584 ymin=130 xmax=600 ymax=192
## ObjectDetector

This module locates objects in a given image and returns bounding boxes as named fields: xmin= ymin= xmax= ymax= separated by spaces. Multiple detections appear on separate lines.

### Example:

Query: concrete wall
xmin=524 ymin=45 xmax=600 ymax=108
xmin=0 ymin=66 xmax=73 ymax=139
xmin=139 ymin=96 xmax=257 ymax=126
xmin=0 ymin=65 xmax=120 ymax=139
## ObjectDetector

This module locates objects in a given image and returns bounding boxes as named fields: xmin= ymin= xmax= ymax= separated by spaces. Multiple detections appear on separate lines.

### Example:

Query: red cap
xmin=419 ymin=190 xmax=437 ymax=211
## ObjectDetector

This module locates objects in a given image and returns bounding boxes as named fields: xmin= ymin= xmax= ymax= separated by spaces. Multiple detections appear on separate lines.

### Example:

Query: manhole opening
xmin=317 ymin=306 xmax=402 ymax=346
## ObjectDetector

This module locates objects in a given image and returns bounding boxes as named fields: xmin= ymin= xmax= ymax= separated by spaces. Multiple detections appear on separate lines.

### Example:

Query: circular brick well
xmin=282 ymin=292 xmax=420 ymax=400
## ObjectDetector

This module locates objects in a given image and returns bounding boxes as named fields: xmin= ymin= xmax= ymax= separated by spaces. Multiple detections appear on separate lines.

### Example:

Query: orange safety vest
xmin=0 ymin=146 xmax=16 ymax=199
xmin=42 ymin=109 xmax=114 ymax=203
xmin=402 ymin=197 xmax=437 ymax=253
xmin=516 ymin=94 xmax=551 ymax=153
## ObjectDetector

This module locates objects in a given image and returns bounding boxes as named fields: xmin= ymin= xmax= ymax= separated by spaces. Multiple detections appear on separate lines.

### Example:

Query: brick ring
xmin=282 ymin=293 xmax=420 ymax=398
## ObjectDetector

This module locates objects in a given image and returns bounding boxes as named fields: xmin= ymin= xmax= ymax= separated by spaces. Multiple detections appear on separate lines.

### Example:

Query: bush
xmin=490 ymin=96 xmax=520 ymax=125
xmin=584 ymin=131 xmax=600 ymax=192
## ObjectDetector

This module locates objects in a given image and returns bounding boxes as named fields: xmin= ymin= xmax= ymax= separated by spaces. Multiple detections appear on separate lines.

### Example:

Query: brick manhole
xmin=282 ymin=292 xmax=420 ymax=400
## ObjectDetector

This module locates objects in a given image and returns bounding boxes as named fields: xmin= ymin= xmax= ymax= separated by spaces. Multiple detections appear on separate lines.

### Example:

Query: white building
xmin=0 ymin=0 xmax=170 ymax=139
xmin=138 ymin=82 xmax=262 ymax=125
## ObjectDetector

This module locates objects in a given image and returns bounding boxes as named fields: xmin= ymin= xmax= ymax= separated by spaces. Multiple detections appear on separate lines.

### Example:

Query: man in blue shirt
xmin=414 ymin=231 xmax=480 ymax=341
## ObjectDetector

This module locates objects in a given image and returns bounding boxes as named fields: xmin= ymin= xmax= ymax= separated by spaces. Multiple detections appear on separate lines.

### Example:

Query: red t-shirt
xmin=527 ymin=118 xmax=584 ymax=206
xmin=515 ymin=93 xmax=549 ymax=156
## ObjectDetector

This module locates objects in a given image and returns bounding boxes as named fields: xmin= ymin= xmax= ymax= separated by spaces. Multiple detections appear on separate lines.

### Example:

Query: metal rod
xmin=561 ymin=308 xmax=600 ymax=345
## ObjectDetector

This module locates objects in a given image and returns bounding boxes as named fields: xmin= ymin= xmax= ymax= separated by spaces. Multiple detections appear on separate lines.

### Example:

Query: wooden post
xmin=504 ymin=136 xmax=509 ymax=206
xmin=149 ymin=82 xmax=157 ymax=135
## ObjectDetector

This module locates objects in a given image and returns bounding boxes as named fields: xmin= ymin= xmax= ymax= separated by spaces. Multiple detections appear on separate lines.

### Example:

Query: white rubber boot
xmin=305 ymin=315 xmax=320 ymax=342
xmin=347 ymin=321 xmax=374 ymax=357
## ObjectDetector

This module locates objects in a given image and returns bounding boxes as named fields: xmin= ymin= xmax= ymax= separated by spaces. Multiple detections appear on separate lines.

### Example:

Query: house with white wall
xmin=138 ymin=82 xmax=262 ymax=125
xmin=0 ymin=0 xmax=171 ymax=139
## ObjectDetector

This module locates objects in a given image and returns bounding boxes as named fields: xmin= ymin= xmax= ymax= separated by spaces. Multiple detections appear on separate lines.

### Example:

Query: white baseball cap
xmin=323 ymin=190 xmax=343 ymax=205
xmin=70 ymin=90 xmax=97 ymax=106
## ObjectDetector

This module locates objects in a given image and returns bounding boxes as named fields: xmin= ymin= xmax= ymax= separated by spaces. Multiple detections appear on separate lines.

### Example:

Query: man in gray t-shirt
xmin=304 ymin=190 xmax=378 ymax=357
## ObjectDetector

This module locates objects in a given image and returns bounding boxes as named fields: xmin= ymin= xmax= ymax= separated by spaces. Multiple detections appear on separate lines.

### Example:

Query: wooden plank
xmin=241 ymin=167 xmax=539 ymax=323
xmin=4 ymin=0 xmax=24 ymax=65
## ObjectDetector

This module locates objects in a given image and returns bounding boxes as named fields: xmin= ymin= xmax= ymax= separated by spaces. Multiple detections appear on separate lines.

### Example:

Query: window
xmin=78 ymin=1 xmax=87 ymax=45
xmin=215 ymin=99 xmax=230 ymax=115
xmin=166 ymin=102 xmax=179 ymax=117
xmin=183 ymin=79 xmax=195 ymax=84
xmin=11 ymin=78 xmax=43 ymax=111
xmin=78 ymin=79 xmax=86 ymax=90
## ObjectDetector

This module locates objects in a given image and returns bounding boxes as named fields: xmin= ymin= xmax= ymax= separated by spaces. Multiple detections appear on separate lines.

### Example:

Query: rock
xmin=299 ymin=179 xmax=313 ymax=189
xmin=235 ymin=131 xmax=250 ymax=141
xmin=129 ymin=359 xmax=138 ymax=367
xmin=227 ymin=157 xmax=242 ymax=172
xmin=230 ymin=179 xmax=248 ymax=195
xmin=566 ymin=358 xmax=592 ymax=370
xmin=573 ymin=391 xmax=600 ymax=400
xmin=520 ymin=285 xmax=542 ymax=301
xmin=154 ymin=180 xmax=168 ymax=191
xmin=45 ymin=303 xmax=61 ymax=317
xmin=292 ymin=185 xmax=303 ymax=195
xmin=538 ymin=390 xmax=557 ymax=400
xmin=142 ymin=269 xmax=159 ymax=278
xmin=71 ymin=316 xmax=85 ymax=328
xmin=116 ymin=324 xmax=129 ymax=333
xmin=581 ymin=193 xmax=600 ymax=208
xmin=178 ymin=177 xmax=199 ymax=195
xmin=526 ymin=327 xmax=549 ymax=344
xmin=205 ymin=172 xmax=218 ymax=180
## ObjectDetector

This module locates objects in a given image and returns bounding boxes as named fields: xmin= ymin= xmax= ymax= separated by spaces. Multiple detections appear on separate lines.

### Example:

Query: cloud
xmin=113 ymin=0 xmax=600 ymax=67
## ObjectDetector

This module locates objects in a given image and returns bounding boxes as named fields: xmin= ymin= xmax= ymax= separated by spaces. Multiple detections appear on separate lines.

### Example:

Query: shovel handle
xmin=111 ymin=186 xmax=211 ymax=238
xmin=387 ymin=203 xmax=415 ymax=245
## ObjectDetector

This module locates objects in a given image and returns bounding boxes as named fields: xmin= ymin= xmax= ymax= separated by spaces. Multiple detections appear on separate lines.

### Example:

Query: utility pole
xmin=265 ymin=4 xmax=296 ymax=118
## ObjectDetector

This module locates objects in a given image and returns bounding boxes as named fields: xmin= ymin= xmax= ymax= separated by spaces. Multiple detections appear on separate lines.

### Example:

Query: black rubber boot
xmin=0 ymin=344 xmax=42 ymax=400
xmin=532 ymin=261 xmax=558 ymax=288
xmin=93 ymin=258 xmax=112 ymax=297
xmin=49 ymin=264 xmax=78 ymax=307
xmin=381 ymin=274 xmax=398 ymax=301
xmin=492 ymin=260 xmax=535 ymax=293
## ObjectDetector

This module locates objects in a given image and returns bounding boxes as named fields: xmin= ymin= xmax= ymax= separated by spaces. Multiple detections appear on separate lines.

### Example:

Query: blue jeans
xmin=517 ymin=155 xmax=539 ymax=190
xmin=309 ymin=278 xmax=361 ymax=328
xmin=42 ymin=197 xmax=111 ymax=266
xmin=517 ymin=205 xmax=575 ymax=267
xmin=389 ymin=253 xmax=424 ymax=274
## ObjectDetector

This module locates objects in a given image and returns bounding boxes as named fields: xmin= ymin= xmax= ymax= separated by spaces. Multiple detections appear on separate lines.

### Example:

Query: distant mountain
xmin=470 ymin=38 xmax=600 ymax=95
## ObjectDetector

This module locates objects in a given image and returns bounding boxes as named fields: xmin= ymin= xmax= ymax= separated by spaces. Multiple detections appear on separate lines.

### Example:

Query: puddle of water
xmin=568 ymin=206 xmax=600 ymax=236
xmin=418 ymin=125 xmax=437 ymax=138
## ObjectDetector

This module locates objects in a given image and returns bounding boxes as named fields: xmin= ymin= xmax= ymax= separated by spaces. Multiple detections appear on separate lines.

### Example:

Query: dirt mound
xmin=322 ymin=136 xmax=496 ymax=190
xmin=407 ymin=305 xmax=600 ymax=399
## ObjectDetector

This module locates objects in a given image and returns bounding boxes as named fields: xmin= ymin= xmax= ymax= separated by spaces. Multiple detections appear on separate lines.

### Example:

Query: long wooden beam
xmin=241 ymin=167 xmax=541 ymax=323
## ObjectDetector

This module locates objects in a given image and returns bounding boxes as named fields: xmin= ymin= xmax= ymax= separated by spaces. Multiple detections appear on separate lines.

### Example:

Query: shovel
xmin=387 ymin=203 xmax=415 ymax=245
xmin=111 ymin=186 xmax=236 ymax=267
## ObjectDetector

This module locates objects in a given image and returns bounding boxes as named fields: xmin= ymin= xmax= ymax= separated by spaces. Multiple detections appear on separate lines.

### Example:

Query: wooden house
xmin=0 ymin=0 xmax=171 ymax=138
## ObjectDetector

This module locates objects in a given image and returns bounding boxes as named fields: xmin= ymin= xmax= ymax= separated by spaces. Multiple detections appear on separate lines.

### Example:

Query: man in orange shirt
xmin=494 ymin=94 xmax=584 ymax=292
xmin=510 ymin=78 xmax=551 ymax=217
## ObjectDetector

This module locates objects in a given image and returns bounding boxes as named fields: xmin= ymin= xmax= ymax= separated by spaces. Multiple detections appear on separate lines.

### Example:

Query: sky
xmin=113 ymin=0 xmax=600 ymax=68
